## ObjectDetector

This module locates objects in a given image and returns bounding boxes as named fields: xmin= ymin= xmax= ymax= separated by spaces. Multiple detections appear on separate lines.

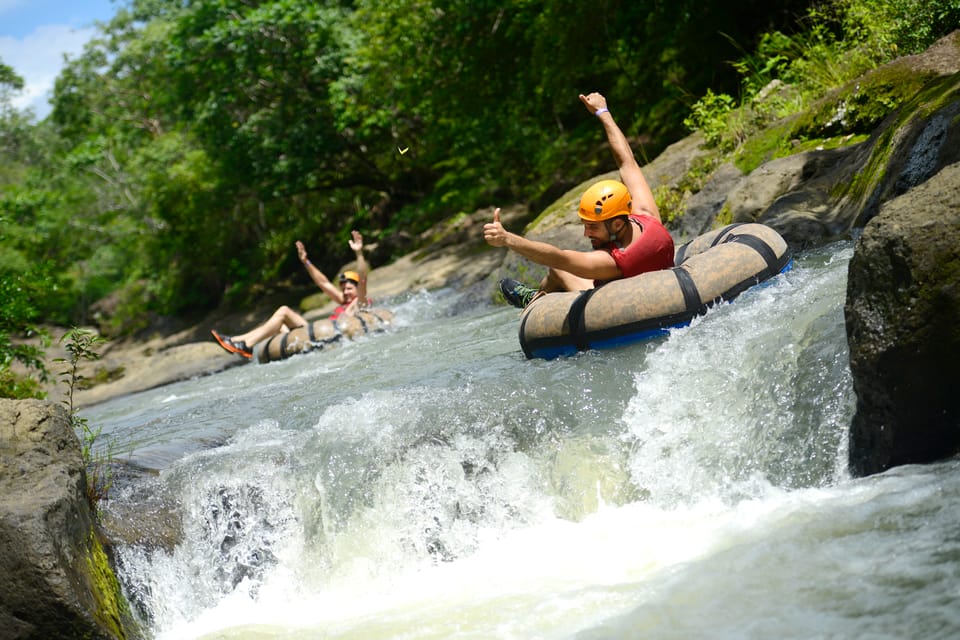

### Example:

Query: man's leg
xmin=501 ymin=267 xmax=594 ymax=309
xmin=541 ymin=268 xmax=593 ymax=294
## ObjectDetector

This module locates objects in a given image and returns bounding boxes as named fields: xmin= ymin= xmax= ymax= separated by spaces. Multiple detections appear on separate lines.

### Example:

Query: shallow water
xmin=84 ymin=241 xmax=960 ymax=639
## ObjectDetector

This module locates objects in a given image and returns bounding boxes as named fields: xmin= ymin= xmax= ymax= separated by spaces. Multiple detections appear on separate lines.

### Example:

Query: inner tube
xmin=517 ymin=223 xmax=792 ymax=359
xmin=256 ymin=308 xmax=394 ymax=363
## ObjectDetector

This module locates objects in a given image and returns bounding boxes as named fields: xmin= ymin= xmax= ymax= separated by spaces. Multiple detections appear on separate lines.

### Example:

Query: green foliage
xmin=0 ymin=368 xmax=45 ymax=399
xmin=0 ymin=59 xmax=24 ymax=91
xmin=167 ymin=0 xmax=356 ymax=195
xmin=684 ymin=0 xmax=960 ymax=156
xmin=55 ymin=328 xmax=112 ymax=507
xmin=0 ymin=264 xmax=51 ymax=398
xmin=1 ymin=63 xmax=36 ymax=177
xmin=713 ymin=204 xmax=734 ymax=228
xmin=652 ymin=184 xmax=687 ymax=226
xmin=56 ymin=328 xmax=102 ymax=425
xmin=653 ymin=153 xmax=722 ymax=224
xmin=839 ymin=0 xmax=960 ymax=56
xmin=339 ymin=0 xmax=814 ymax=221
xmin=684 ymin=90 xmax=737 ymax=149
xmin=1 ymin=0 xmax=955 ymax=335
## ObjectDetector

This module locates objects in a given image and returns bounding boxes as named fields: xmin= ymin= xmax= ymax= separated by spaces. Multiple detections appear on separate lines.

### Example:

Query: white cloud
xmin=0 ymin=23 xmax=97 ymax=119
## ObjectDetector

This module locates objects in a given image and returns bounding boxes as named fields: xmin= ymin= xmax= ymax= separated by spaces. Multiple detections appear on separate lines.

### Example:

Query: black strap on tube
xmin=261 ymin=335 xmax=277 ymax=362
xmin=674 ymin=242 xmax=690 ymax=267
xmin=712 ymin=223 xmax=746 ymax=247
xmin=725 ymin=233 xmax=779 ymax=279
xmin=355 ymin=312 xmax=369 ymax=333
xmin=673 ymin=267 xmax=703 ymax=314
xmin=566 ymin=288 xmax=601 ymax=351
xmin=675 ymin=223 xmax=746 ymax=266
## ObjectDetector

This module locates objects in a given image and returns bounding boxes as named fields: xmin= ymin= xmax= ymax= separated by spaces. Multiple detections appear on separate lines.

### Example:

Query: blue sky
xmin=0 ymin=0 xmax=119 ymax=118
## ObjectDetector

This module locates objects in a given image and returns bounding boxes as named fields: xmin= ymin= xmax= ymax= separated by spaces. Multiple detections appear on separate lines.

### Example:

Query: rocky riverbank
xmin=0 ymin=399 xmax=141 ymax=640
xmin=38 ymin=204 xmax=534 ymax=409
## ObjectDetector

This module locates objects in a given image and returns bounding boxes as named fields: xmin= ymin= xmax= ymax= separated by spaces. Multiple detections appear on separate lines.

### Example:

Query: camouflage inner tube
xmin=518 ymin=223 xmax=792 ymax=359
xmin=256 ymin=308 xmax=395 ymax=363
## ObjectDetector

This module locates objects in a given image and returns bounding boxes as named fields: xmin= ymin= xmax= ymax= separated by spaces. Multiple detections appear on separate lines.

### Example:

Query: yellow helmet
xmin=578 ymin=180 xmax=632 ymax=222
xmin=339 ymin=270 xmax=360 ymax=284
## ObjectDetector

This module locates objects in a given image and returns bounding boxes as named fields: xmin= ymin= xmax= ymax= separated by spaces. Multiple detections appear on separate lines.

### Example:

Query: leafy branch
xmin=55 ymin=328 xmax=113 ymax=509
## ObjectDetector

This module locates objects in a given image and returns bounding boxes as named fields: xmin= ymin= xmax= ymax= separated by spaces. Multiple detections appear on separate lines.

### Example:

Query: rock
xmin=642 ymin=131 xmax=712 ymax=190
xmin=703 ymin=33 xmax=960 ymax=250
xmin=677 ymin=161 xmax=742 ymax=242
xmin=750 ymin=146 xmax=862 ymax=246
xmin=845 ymin=162 xmax=960 ymax=476
xmin=845 ymin=86 xmax=960 ymax=229
xmin=75 ymin=341 xmax=246 ymax=409
xmin=0 ymin=399 xmax=139 ymax=639
xmin=727 ymin=152 xmax=811 ymax=223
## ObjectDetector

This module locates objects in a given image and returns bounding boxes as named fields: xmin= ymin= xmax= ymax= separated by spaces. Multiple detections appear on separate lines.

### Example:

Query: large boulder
xmin=845 ymin=162 xmax=960 ymax=476
xmin=691 ymin=33 xmax=960 ymax=251
xmin=0 ymin=399 xmax=138 ymax=639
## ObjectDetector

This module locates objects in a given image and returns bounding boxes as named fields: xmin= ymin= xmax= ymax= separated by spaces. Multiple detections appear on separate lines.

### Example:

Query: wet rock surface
xmin=845 ymin=162 xmax=960 ymax=475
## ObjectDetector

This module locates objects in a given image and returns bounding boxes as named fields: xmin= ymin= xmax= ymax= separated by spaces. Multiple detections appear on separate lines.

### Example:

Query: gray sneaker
xmin=499 ymin=278 xmax=539 ymax=309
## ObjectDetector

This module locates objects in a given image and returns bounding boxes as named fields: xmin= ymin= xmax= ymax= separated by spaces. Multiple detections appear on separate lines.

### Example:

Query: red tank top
xmin=331 ymin=299 xmax=373 ymax=320
xmin=598 ymin=213 xmax=674 ymax=284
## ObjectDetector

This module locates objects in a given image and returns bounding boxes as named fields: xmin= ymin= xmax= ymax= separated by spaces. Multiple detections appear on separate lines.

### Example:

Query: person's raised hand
xmin=296 ymin=240 xmax=308 ymax=263
xmin=349 ymin=230 xmax=363 ymax=252
xmin=579 ymin=92 xmax=608 ymax=116
xmin=483 ymin=208 xmax=508 ymax=247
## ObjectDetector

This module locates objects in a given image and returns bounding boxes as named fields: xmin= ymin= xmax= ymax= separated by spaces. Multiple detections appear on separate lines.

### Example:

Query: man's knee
xmin=547 ymin=268 xmax=592 ymax=293
xmin=544 ymin=268 xmax=569 ymax=292
xmin=543 ymin=268 xmax=559 ymax=287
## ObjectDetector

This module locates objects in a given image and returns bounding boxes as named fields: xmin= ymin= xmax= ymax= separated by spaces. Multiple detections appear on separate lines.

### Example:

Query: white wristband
xmin=595 ymin=108 xmax=609 ymax=116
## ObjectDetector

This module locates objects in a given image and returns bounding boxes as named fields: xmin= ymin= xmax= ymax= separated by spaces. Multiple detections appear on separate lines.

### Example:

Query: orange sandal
xmin=211 ymin=330 xmax=253 ymax=359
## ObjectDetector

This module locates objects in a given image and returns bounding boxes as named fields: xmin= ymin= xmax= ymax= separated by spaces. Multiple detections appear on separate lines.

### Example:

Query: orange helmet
xmin=339 ymin=270 xmax=360 ymax=285
xmin=578 ymin=180 xmax=632 ymax=222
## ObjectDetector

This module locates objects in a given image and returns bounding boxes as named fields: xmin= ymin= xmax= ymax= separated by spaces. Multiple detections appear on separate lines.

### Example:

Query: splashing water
xmin=86 ymin=241 xmax=960 ymax=639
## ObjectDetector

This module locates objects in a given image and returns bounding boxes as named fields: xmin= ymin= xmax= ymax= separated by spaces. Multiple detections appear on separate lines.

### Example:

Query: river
xmin=83 ymin=239 xmax=960 ymax=640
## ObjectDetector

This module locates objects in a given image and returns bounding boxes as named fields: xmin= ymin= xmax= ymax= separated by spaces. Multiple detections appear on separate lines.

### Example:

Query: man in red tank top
xmin=484 ymin=92 xmax=674 ymax=308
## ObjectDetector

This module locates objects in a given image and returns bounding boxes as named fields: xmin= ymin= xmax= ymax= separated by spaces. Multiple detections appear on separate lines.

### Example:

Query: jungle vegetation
xmin=2 ymin=0 xmax=959 ymax=397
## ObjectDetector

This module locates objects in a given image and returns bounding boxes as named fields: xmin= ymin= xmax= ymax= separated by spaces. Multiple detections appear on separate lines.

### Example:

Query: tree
xmin=32 ymin=0 xmax=939 ymax=331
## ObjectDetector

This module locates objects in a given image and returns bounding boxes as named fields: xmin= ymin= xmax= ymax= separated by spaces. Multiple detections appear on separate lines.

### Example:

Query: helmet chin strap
xmin=605 ymin=219 xmax=626 ymax=245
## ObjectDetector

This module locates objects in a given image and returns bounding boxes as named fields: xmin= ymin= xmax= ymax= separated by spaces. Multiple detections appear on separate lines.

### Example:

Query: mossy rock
xmin=86 ymin=528 xmax=140 ymax=639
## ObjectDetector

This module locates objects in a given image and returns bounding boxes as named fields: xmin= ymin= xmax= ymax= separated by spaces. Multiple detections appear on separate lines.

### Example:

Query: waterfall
xmin=86 ymin=240 xmax=960 ymax=639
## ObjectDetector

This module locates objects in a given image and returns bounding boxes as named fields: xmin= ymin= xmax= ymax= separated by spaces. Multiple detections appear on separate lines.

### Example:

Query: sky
xmin=0 ymin=0 xmax=119 ymax=119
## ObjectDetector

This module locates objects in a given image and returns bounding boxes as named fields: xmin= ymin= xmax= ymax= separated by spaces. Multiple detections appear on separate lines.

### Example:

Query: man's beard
xmin=589 ymin=237 xmax=606 ymax=249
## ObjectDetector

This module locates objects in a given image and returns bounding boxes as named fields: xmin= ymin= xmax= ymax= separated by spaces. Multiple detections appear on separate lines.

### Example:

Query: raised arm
xmin=483 ymin=209 xmax=622 ymax=280
xmin=579 ymin=92 xmax=660 ymax=221
xmin=296 ymin=240 xmax=344 ymax=304
xmin=348 ymin=230 xmax=369 ymax=307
